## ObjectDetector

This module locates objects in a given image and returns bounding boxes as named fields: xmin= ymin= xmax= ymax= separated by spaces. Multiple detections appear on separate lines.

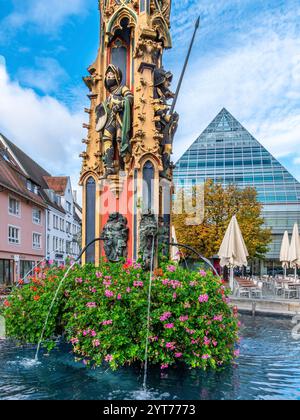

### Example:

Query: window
xmin=9 ymin=197 xmax=20 ymax=216
xmin=66 ymin=222 xmax=71 ymax=234
xmin=53 ymin=215 xmax=59 ymax=229
xmin=66 ymin=201 xmax=72 ymax=213
xmin=0 ymin=259 xmax=13 ymax=286
xmin=60 ymin=218 xmax=65 ymax=231
xmin=33 ymin=233 xmax=42 ymax=249
xmin=66 ymin=241 xmax=72 ymax=254
xmin=8 ymin=226 xmax=20 ymax=244
xmin=27 ymin=180 xmax=39 ymax=195
xmin=32 ymin=208 xmax=42 ymax=224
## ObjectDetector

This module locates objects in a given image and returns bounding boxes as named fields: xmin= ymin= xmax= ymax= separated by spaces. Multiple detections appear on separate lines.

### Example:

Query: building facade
xmin=44 ymin=177 xmax=81 ymax=264
xmin=0 ymin=137 xmax=46 ymax=286
xmin=173 ymin=108 xmax=300 ymax=274
xmin=0 ymin=134 xmax=82 ymax=284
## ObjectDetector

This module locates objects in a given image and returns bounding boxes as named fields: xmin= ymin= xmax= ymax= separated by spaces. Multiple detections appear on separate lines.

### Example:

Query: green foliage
xmin=3 ymin=261 xmax=239 ymax=370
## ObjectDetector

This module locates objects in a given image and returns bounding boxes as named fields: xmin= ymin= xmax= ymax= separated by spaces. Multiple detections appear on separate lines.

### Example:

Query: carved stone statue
xmin=153 ymin=67 xmax=179 ymax=177
xmin=139 ymin=212 xmax=158 ymax=270
xmin=101 ymin=212 xmax=129 ymax=262
xmin=96 ymin=64 xmax=133 ymax=177
xmin=158 ymin=216 xmax=170 ymax=258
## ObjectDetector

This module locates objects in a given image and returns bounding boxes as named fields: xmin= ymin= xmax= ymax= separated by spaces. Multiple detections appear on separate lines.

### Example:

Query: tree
xmin=173 ymin=180 xmax=272 ymax=261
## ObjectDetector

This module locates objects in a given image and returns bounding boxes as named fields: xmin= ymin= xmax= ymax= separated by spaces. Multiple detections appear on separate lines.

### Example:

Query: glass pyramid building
xmin=174 ymin=108 xmax=300 ymax=271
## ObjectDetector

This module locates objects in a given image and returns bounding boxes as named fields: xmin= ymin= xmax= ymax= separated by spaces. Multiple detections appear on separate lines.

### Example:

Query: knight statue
xmin=153 ymin=67 xmax=179 ymax=177
xmin=96 ymin=65 xmax=133 ymax=177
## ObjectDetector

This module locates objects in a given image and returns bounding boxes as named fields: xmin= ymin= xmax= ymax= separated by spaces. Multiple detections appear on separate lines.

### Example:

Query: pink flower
xmin=134 ymin=263 xmax=142 ymax=269
xmin=96 ymin=272 xmax=103 ymax=278
xmin=105 ymin=290 xmax=114 ymax=298
xmin=83 ymin=330 xmax=88 ymax=336
xmin=83 ymin=359 xmax=88 ymax=366
xmin=199 ymin=270 xmax=207 ymax=276
xmin=89 ymin=287 xmax=97 ymax=293
xmin=86 ymin=302 xmax=97 ymax=308
xmin=170 ymin=280 xmax=182 ymax=289
xmin=234 ymin=349 xmax=240 ymax=358
xmin=198 ymin=294 xmax=209 ymax=303
xmin=202 ymin=354 xmax=211 ymax=360
xmin=166 ymin=342 xmax=176 ymax=350
xmin=160 ymin=312 xmax=172 ymax=321
xmin=167 ymin=265 xmax=176 ymax=272
xmin=179 ymin=315 xmax=189 ymax=322
xmin=70 ymin=337 xmax=79 ymax=345
xmin=204 ymin=337 xmax=211 ymax=346
xmin=103 ymin=279 xmax=112 ymax=287
xmin=149 ymin=336 xmax=158 ymax=342
xmin=162 ymin=279 xmax=170 ymax=285
xmin=105 ymin=354 xmax=113 ymax=362
xmin=185 ymin=328 xmax=196 ymax=335
xmin=133 ymin=281 xmax=144 ymax=288
xmin=126 ymin=259 xmax=133 ymax=266
xmin=160 ymin=364 xmax=169 ymax=370
xmin=92 ymin=339 xmax=100 ymax=347
xmin=173 ymin=293 xmax=177 ymax=299
xmin=126 ymin=287 xmax=131 ymax=293
xmin=212 ymin=340 xmax=218 ymax=347
xmin=213 ymin=315 xmax=223 ymax=322
xmin=75 ymin=277 xmax=83 ymax=284
xmin=117 ymin=293 xmax=122 ymax=300
xmin=102 ymin=320 xmax=113 ymax=326
xmin=189 ymin=281 xmax=197 ymax=287
xmin=175 ymin=352 xmax=183 ymax=358
xmin=90 ymin=330 xmax=96 ymax=337
xmin=164 ymin=323 xmax=174 ymax=329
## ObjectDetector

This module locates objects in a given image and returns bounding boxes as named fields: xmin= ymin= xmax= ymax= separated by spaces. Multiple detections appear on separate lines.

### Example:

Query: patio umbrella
xmin=171 ymin=226 xmax=180 ymax=262
xmin=280 ymin=231 xmax=290 ymax=278
xmin=218 ymin=215 xmax=249 ymax=291
xmin=289 ymin=223 xmax=300 ymax=279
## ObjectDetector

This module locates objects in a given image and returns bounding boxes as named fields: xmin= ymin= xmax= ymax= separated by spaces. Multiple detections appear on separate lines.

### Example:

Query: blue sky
xmin=0 ymin=0 xmax=300 ymax=191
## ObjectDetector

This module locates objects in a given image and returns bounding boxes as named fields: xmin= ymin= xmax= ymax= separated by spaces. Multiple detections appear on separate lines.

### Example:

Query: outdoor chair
xmin=274 ymin=282 xmax=284 ymax=297
xmin=283 ymin=284 xmax=297 ymax=299
xmin=237 ymin=287 xmax=251 ymax=298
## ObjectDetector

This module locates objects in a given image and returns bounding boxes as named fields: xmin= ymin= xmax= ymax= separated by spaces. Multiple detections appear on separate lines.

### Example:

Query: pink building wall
xmin=0 ymin=190 xmax=45 ymax=282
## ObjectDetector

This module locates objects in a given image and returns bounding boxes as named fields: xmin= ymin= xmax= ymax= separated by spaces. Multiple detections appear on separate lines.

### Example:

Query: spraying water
xmin=34 ymin=237 xmax=101 ymax=361
xmin=34 ymin=261 xmax=77 ymax=361
xmin=143 ymin=235 xmax=155 ymax=391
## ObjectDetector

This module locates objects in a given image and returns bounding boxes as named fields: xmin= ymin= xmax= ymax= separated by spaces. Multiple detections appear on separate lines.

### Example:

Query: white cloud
xmin=17 ymin=57 xmax=69 ymax=94
xmin=0 ymin=60 xmax=87 ymax=193
xmin=172 ymin=7 xmax=300 ymax=182
xmin=0 ymin=0 xmax=93 ymax=38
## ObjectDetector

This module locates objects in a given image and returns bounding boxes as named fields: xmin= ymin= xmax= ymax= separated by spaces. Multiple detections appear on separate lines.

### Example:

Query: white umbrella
xmin=218 ymin=215 xmax=249 ymax=291
xmin=171 ymin=226 xmax=180 ymax=262
xmin=280 ymin=231 xmax=290 ymax=278
xmin=289 ymin=223 xmax=300 ymax=279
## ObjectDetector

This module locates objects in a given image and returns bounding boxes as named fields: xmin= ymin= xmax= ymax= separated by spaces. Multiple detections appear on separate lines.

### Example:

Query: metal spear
xmin=169 ymin=16 xmax=200 ymax=115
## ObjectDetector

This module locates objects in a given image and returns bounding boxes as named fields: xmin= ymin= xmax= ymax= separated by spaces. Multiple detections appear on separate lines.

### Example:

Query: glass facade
xmin=174 ymin=108 xmax=300 ymax=263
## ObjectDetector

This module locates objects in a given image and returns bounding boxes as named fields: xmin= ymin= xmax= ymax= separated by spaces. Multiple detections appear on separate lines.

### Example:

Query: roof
xmin=174 ymin=108 xmax=300 ymax=205
xmin=44 ymin=176 xmax=68 ymax=195
xmin=1 ymin=134 xmax=50 ymax=188
xmin=0 ymin=154 xmax=47 ymax=208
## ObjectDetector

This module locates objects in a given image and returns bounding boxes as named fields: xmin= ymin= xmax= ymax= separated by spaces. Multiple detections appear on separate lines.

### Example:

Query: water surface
xmin=0 ymin=315 xmax=299 ymax=400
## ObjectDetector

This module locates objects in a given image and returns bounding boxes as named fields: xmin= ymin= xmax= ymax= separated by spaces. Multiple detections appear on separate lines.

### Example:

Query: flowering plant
xmin=3 ymin=260 xmax=239 ymax=370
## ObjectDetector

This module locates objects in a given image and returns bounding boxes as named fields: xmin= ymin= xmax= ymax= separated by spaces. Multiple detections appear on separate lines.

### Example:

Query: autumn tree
xmin=173 ymin=180 xmax=272 ymax=261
